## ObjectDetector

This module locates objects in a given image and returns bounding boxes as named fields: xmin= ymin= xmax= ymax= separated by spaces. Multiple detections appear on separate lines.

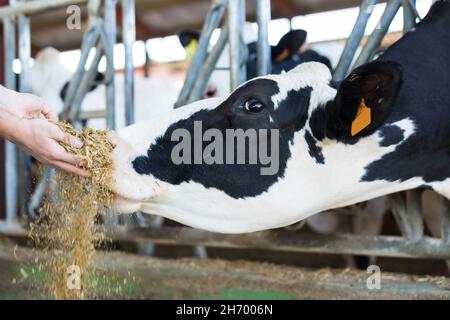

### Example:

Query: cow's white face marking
xmin=112 ymin=61 xmax=417 ymax=233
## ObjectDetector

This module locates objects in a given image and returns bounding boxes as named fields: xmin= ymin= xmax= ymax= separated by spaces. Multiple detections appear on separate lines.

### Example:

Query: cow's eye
xmin=243 ymin=99 xmax=264 ymax=113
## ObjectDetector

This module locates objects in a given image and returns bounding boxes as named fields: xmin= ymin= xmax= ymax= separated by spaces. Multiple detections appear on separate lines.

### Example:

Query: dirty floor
xmin=0 ymin=240 xmax=449 ymax=300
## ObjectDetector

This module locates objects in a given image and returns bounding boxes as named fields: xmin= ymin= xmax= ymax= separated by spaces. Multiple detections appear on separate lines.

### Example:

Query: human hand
xmin=0 ymin=86 xmax=88 ymax=176
xmin=0 ymin=85 xmax=56 ymax=120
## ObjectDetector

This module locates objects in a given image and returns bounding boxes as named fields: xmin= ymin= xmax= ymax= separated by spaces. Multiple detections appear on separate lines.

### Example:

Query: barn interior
xmin=0 ymin=0 xmax=449 ymax=300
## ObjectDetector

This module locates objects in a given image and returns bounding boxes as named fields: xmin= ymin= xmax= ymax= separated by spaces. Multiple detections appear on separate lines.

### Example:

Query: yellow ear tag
xmin=185 ymin=39 xmax=198 ymax=61
xmin=351 ymin=98 xmax=371 ymax=136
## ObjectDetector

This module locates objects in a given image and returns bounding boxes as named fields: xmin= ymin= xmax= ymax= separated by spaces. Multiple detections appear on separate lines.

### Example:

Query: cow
xmin=110 ymin=1 xmax=450 ymax=234
xmin=30 ymin=47 xmax=182 ymax=129
xmin=178 ymin=28 xmax=332 ymax=98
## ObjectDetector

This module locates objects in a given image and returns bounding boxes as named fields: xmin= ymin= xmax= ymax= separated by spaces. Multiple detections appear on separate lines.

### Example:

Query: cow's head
xmin=30 ymin=47 xmax=72 ymax=116
xmin=30 ymin=47 xmax=104 ymax=119
xmin=111 ymin=60 xmax=405 ymax=233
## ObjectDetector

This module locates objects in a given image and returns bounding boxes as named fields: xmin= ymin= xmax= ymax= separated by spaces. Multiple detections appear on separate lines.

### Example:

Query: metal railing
xmin=0 ymin=0 xmax=135 ymax=226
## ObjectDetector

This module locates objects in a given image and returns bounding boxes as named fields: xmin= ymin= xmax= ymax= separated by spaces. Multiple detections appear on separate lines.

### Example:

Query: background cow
xmin=178 ymin=28 xmax=332 ymax=97
xmin=30 ymin=47 xmax=181 ymax=129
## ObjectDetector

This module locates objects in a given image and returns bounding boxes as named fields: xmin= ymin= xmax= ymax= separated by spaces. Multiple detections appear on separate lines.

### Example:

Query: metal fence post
xmin=256 ymin=0 xmax=271 ymax=76
xmin=228 ymin=0 xmax=246 ymax=90
xmin=62 ymin=19 xmax=103 ymax=120
xmin=402 ymin=0 xmax=420 ymax=32
xmin=175 ymin=0 xmax=228 ymax=108
xmin=353 ymin=0 xmax=401 ymax=68
xmin=3 ymin=16 xmax=18 ymax=224
xmin=17 ymin=13 xmax=32 ymax=220
xmin=390 ymin=190 xmax=423 ymax=241
xmin=238 ymin=0 xmax=247 ymax=82
xmin=104 ymin=0 xmax=116 ymax=129
xmin=333 ymin=0 xmax=378 ymax=81
xmin=70 ymin=43 xmax=104 ymax=121
xmin=442 ymin=198 xmax=450 ymax=244
xmin=122 ymin=0 xmax=135 ymax=126
xmin=187 ymin=23 xmax=229 ymax=103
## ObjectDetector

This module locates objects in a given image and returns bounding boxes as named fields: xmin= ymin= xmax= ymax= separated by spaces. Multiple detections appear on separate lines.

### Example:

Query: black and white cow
xmin=111 ymin=1 xmax=450 ymax=234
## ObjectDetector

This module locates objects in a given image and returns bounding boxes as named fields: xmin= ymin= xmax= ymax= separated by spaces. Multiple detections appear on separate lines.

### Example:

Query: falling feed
xmin=29 ymin=121 xmax=114 ymax=299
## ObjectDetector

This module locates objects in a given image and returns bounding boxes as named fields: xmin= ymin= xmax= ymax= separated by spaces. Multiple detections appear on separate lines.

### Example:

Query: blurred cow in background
xmin=177 ymin=28 xmax=332 ymax=98
xmin=30 ymin=47 xmax=182 ymax=129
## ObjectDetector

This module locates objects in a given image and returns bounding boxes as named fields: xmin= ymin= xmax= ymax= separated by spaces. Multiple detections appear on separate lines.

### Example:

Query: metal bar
xmin=61 ymin=19 xmax=103 ymax=120
xmin=390 ymin=193 xmax=411 ymax=238
xmin=3 ymin=16 xmax=18 ymax=224
xmin=442 ymin=198 xmax=450 ymax=244
xmin=1 ymin=222 xmax=450 ymax=260
xmin=27 ymin=167 xmax=53 ymax=218
xmin=78 ymin=110 xmax=106 ymax=120
xmin=69 ymin=43 xmax=104 ymax=121
xmin=104 ymin=0 xmax=116 ymax=129
xmin=0 ymin=220 xmax=27 ymax=235
xmin=110 ymin=226 xmax=450 ymax=259
xmin=70 ymin=47 xmax=104 ymax=120
xmin=121 ymin=0 xmax=135 ymax=126
xmin=0 ymin=0 xmax=88 ymax=19
xmin=333 ymin=0 xmax=378 ymax=81
xmin=238 ymin=0 xmax=247 ymax=83
xmin=405 ymin=189 xmax=424 ymax=240
xmin=187 ymin=23 xmax=229 ymax=103
xmin=390 ymin=191 xmax=423 ymax=241
xmin=175 ymin=0 xmax=227 ymax=108
xmin=353 ymin=0 xmax=402 ymax=68
xmin=17 ymin=14 xmax=32 ymax=220
xmin=256 ymin=0 xmax=271 ymax=76
xmin=402 ymin=0 xmax=416 ymax=32
xmin=228 ymin=0 xmax=242 ymax=90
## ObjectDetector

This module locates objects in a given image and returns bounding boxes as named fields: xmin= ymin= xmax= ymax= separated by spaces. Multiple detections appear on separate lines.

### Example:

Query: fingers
xmin=49 ymin=123 xmax=83 ymax=148
xmin=41 ymin=106 xmax=58 ymax=121
xmin=32 ymin=95 xmax=54 ymax=119
xmin=21 ymin=93 xmax=54 ymax=119
xmin=49 ymin=143 xmax=80 ymax=166
xmin=46 ymin=143 xmax=89 ymax=177
xmin=50 ymin=160 xmax=89 ymax=177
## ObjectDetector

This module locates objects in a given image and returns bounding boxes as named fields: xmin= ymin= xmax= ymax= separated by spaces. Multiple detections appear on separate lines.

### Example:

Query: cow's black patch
xmin=309 ymin=102 xmax=328 ymax=141
xmin=132 ymin=79 xmax=313 ymax=199
xmin=378 ymin=125 xmax=404 ymax=147
xmin=272 ymin=86 xmax=312 ymax=130
xmin=305 ymin=130 xmax=324 ymax=164
xmin=362 ymin=1 xmax=450 ymax=184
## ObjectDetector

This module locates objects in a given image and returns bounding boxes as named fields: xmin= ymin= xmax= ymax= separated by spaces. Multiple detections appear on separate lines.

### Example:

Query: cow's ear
xmin=272 ymin=29 xmax=307 ymax=63
xmin=326 ymin=61 xmax=402 ymax=140
xmin=177 ymin=29 xmax=200 ymax=48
